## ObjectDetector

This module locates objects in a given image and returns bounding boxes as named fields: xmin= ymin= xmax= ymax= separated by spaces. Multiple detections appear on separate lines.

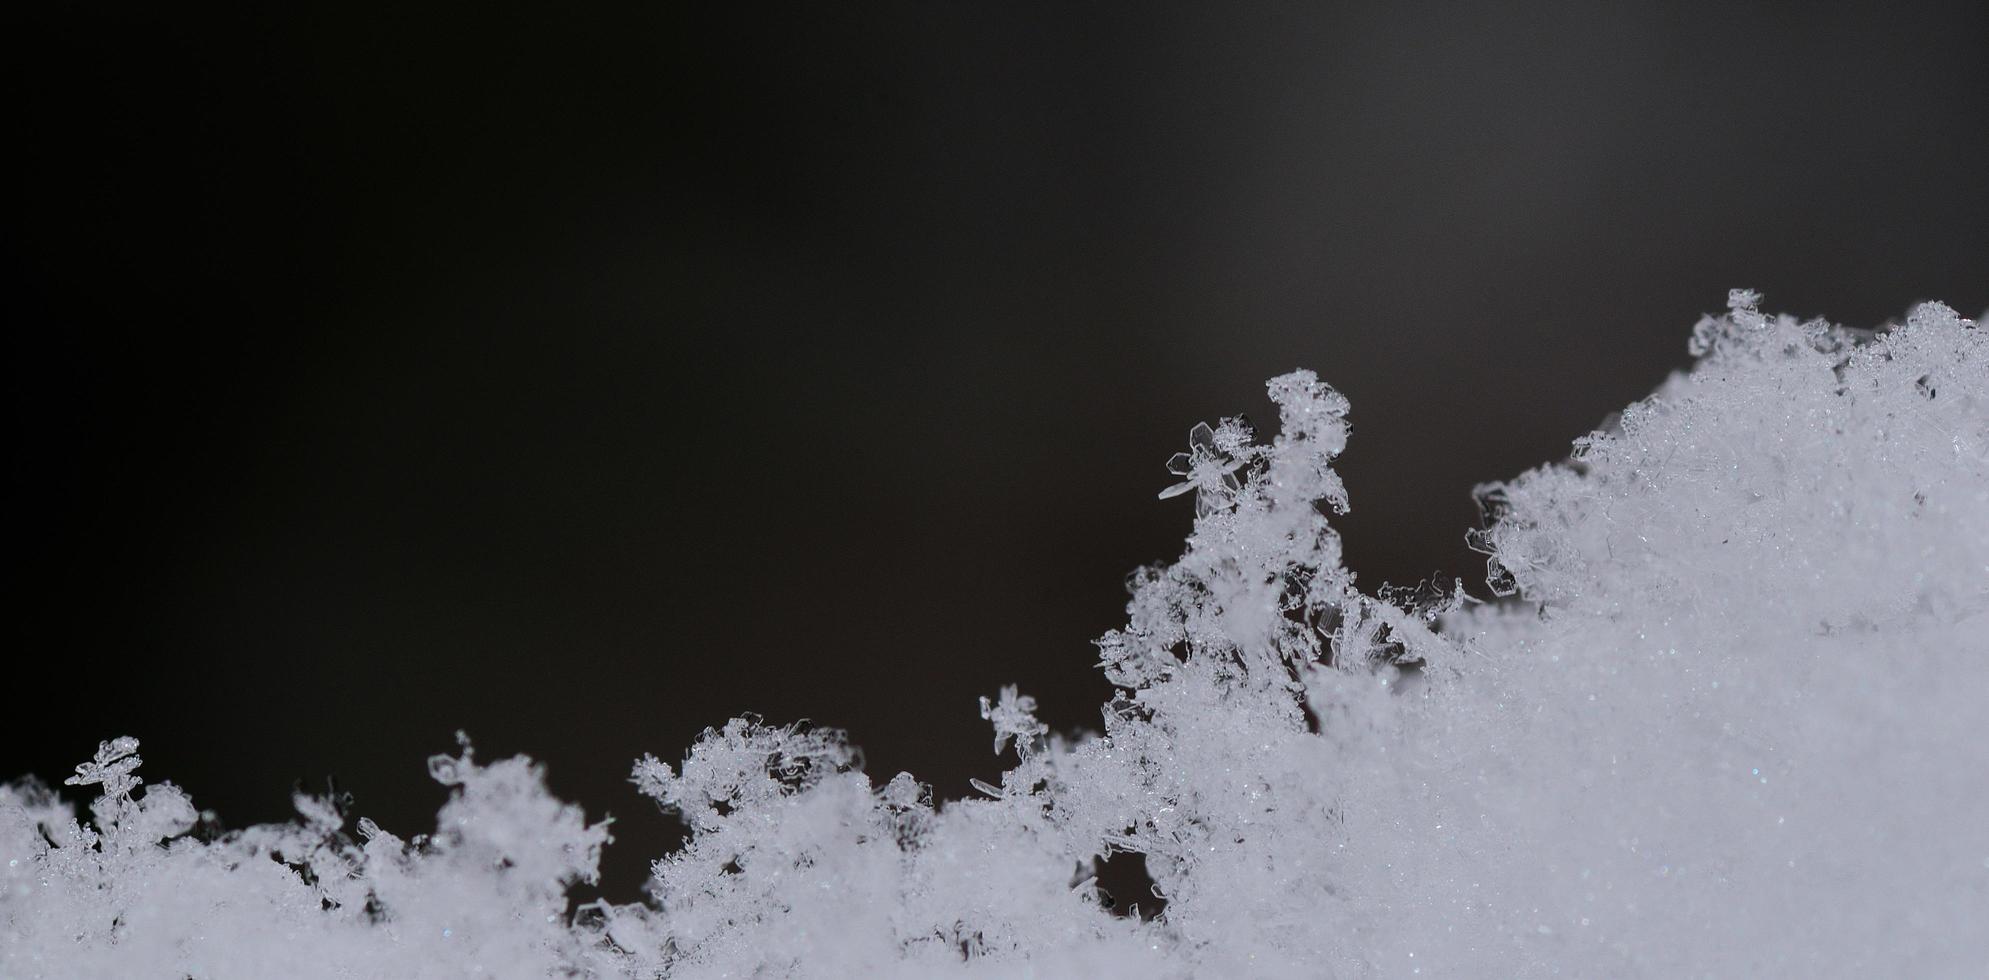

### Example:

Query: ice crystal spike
xmin=64 ymin=736 xmax=141 ymax=792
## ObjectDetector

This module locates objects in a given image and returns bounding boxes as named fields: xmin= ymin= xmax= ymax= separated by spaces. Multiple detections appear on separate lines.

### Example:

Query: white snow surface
xmin=6 ymin=294 xmax=1987 ymax=977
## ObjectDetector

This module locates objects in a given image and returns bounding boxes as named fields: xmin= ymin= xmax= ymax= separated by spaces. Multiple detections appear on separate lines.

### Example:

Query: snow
xmin=6 ymin=295 xmax=1986 ymax=977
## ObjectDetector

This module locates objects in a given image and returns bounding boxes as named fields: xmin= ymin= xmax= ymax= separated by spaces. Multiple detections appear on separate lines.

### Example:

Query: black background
xmin=9 ymin=2 xmax=1986 ymax=903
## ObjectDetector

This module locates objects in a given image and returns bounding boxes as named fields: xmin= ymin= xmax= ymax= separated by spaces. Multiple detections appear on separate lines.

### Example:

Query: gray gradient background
xmin=9 ymin=2 xmax=1987 ymax=902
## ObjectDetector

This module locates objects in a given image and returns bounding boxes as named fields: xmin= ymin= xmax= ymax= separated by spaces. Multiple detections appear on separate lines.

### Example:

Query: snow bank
xmin=7 ymin=294 xmax=1985 ymax=977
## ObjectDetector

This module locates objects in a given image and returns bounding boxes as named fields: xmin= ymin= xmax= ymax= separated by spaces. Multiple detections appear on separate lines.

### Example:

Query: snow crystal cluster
xmin=6 ymin=294 xmax=1986 ymax=977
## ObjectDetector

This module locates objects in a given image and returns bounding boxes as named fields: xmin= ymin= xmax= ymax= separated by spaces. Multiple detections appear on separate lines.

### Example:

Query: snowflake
xmin=1158 ymin=420 xmax=1252 ymax=516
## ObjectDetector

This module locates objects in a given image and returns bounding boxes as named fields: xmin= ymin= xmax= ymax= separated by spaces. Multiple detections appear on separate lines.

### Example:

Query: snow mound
xmin=6 ymin=295 xmax=1984 ymax=977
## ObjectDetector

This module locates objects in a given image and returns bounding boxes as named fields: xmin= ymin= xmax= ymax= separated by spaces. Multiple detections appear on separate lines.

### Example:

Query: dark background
xmin=8 ymin=2 xmax=1986 ymax=903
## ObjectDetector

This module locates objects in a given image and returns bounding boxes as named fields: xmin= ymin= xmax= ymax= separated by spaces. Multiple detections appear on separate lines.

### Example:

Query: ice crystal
xmin=6 ymin=294 xmax=1985 ymax=977
xmin=979 ymin=685 xmax=1048 ymax=755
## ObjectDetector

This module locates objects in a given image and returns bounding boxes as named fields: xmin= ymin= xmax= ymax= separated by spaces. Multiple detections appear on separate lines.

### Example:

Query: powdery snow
xmin=6 ymin=294 xmax=1986 ymax=978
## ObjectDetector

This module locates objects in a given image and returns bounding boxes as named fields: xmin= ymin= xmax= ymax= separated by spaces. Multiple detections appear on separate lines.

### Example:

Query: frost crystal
xmin=979 ymin=685 xmax=1048 ymax=755
xmin=1158 ymin=419 xmax=1251 ymax=517
xmin=6 ymin=295 xmax=1986 ymax=977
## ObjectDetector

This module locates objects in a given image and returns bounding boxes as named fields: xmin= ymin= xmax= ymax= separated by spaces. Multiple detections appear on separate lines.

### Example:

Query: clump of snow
xmin=3 ymin=734 xmax=618 ymax=978
xmin=6 ymin=295 xmax=1985 ymax=977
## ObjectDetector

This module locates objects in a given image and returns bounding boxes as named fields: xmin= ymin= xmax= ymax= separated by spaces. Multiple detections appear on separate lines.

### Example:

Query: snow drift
xmin=6 ymin=293 xmax=1986 ymax=977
